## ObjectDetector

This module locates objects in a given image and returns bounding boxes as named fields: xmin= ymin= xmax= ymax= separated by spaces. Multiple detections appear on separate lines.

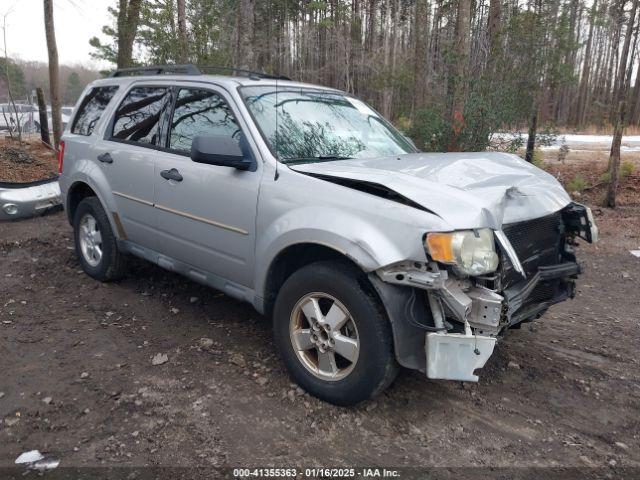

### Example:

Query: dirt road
xmin=1 ymin=207 xmax=639 ymax=477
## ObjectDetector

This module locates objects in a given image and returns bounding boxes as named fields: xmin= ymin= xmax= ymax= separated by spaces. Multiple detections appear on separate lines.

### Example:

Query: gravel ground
xmin=0 ymin=206 xmax=639 ymax=479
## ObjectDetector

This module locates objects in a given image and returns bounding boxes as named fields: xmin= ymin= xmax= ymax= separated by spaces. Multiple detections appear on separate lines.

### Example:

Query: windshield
xmin=240 ymin=86 xmax=416 ymax=164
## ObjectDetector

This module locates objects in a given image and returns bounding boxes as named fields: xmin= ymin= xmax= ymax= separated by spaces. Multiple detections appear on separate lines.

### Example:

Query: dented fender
xmin=253 ymin=166 xmax=450 ymax=306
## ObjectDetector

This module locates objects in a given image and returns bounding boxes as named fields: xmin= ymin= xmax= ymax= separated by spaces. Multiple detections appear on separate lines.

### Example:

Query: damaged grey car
xmin=59 ymin=66 xmax=598 ymax=406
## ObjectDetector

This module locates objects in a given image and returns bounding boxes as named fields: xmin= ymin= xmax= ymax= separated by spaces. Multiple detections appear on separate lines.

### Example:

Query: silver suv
xmin=59 ymin=65 xmax=598 ymax=406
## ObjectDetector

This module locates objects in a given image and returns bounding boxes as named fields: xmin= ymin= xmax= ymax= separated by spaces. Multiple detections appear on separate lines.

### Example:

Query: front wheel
xmin=273 ymin=261 xmax=398 ymax=406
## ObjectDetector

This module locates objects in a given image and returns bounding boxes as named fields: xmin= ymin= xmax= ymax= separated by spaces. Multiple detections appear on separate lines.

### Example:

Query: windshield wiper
xmin=284 ymin=155 xmax=354 ymax=165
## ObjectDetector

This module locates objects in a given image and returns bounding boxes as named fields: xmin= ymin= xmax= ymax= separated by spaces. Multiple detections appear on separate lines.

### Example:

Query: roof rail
xmin=108 ymin=63 xmax=291 ymax=81
xmin=109 ymin=64 xmax=201 ymax=77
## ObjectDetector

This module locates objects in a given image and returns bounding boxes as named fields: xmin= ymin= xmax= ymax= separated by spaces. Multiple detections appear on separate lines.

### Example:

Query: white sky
xmin=2 ymin=0 xmax=113 ymax=69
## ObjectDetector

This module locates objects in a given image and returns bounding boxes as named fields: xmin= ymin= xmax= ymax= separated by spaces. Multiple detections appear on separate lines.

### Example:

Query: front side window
xmin=71 ymin=86 xmax=119 ymax=136
xmin=241 ymin=86 xmax=415 ymax=163
xmin=168 ymin=88 xmax=240 ymax=154
xmin=112 ymin=86 xmax=171 ymax=145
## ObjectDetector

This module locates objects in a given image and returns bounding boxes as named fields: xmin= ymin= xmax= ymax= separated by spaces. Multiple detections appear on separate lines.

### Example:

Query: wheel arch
xmin=260 ymin=242 xmax=374 ymax=319
xmin=66 ymin=181 xmax=98 ymax=224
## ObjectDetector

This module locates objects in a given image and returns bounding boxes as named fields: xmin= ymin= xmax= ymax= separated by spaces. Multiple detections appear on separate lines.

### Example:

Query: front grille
xmin=501 ymin=212 xmax=564 ymax=289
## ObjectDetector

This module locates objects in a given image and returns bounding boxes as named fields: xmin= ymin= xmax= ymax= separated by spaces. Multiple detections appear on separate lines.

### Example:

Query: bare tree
xmin=235 ymin=0 xmax=255 ymax=70
xmin=448 ymin=0 xmax=471 ymax=151
xmin=43 ymin=0 xmax=62 ymax=149
xmin=412 ymin=0 xmax=430 ymax=119
xmin=177 ymin=0 xmax=188 ymax=64
xmin=116 ymin=0 xmax=143 ymax=68
xmin=1 ymin=9 xmax=22 ymax=143
xmin=574 ymin=0 xmax=598 ymax=126
xmin=605 ymin=0 xmax=638 ymax=208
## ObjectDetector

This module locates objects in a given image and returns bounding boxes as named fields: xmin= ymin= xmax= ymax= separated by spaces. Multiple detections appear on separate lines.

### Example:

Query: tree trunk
xmin=448 ymin=0 xmax=471 ymax=151
xmin=525 ymin=108 xmax=538 ymax=163
xmin=605 ymin=100 xmax=625 ymax=208
xmin=612 ymin=0 xmax=637 ymax=106
xmin=36 ymin=87 xmax=50 ymax=146
xmin=43 ymin=0 xmax=62 ymax=149
xmin=631 ymin=61 xmax=640 ymax=125
xmin=235 ymin=0 xmax=255 ymax=70
xmin=575 ymin=0 xmax=598 ymax=126
xmin=177 ymin=0 xmax=188 ymax=63
xmin=605 ymin=0 xmax=638 ymax=208
xmin=116 ymin=0 xmax=143 ymax=68
xmin=412 ymin=0 xmax=429 ymax=118
xmin=487 ymin=0 xmax=501 ymax=61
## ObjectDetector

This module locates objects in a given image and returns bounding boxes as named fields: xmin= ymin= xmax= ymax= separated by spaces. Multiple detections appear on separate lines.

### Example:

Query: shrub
xmin=531 ymin=149 xmax=546 ymax=169
xmin=408 ymin=107 xmax=449 ymax=152
xmin=567 ymin=174 xmax=587 ymax=192
xmin=599 ymin=162 xmax=634 ymax=184
xmin=621 ymin=161 xmax=635 ymax=180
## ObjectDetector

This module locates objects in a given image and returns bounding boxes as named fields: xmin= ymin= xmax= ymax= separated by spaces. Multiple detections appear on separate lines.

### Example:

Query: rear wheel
xmin=73 ymin=197 xmax=126 ymax=281
xmin=273 ymin=261 xmax=398 ymax=406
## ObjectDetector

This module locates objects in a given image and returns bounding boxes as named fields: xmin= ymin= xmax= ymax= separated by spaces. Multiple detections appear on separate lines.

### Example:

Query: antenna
xmin=274 ymin=73 xmax=280 ymax=181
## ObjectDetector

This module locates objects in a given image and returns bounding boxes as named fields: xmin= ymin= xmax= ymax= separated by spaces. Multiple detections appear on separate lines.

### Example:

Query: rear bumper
xmin=0 ymin=178 xmax=62 ymax=220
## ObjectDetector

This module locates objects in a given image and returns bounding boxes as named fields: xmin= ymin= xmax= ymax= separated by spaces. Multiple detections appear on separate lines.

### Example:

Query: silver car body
xmin=59 ymin=74 xmax=597 ymax=382
xmin=0 ymin=178 xmax=62 ymax=220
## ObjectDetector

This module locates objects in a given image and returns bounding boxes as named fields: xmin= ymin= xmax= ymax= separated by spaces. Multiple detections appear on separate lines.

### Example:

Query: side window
xmin=112 ymin=87 xmax=171 ymax=146
xmin=71 ymin=86 xmax=119 ymax=136
xmin=168 ymin=89 xmax=240 ymax=154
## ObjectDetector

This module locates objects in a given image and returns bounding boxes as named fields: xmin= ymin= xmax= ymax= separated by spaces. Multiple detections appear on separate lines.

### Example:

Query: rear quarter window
xmin=71 ymin=86 xmax=119 ymax=136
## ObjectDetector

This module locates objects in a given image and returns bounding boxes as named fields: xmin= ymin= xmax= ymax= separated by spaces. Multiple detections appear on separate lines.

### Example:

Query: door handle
xmin=97 ymin=152 xmax=113 ymax=164
xmin=160 ymin=168 xmax=183 ymax=182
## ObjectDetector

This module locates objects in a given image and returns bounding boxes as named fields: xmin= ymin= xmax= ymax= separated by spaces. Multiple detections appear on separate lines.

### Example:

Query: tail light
xmin=57 ymin=140 xmax=65 ymax=174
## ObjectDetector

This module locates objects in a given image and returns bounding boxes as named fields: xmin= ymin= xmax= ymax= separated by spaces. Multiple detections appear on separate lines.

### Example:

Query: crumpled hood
xmin=289 ymin=152 xmax=571 ymax=230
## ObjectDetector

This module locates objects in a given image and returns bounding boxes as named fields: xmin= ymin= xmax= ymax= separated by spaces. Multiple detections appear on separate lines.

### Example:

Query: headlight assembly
xmin=425 ymin=228 xmax=499 ymax=276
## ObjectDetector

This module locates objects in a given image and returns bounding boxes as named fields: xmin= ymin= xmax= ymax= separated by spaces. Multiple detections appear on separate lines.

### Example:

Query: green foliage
xmin=531 ymin=149 xmax=545 ymax=170
xmin=64 ymin=72 xmax=83 ymax=104
xmin=408 ymin=107 xmax=449 ymax=152
xmin=621 ymin=161 xmax=635 ymax=180
xmin=0 ymin=58 xmax=26 ymax=98
xmin=567 ymin=174 xmax=587 ymax=192
xmin=89 ymin=5 xmax=120 ymax=65
xmin=600 ymin=162 xmax=634 ymax=184
xmin=536 ymin=124 xmax=559 ymax=148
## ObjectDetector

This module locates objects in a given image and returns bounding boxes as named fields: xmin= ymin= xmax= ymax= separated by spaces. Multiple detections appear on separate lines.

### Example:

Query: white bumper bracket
xmin=425 ymin=331 xmax=496 ymax=382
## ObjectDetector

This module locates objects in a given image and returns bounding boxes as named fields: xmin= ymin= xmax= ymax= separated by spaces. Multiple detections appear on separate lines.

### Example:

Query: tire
xmin=73 ymin=197 xmax=126 ymax=281
xmin=273 ymin=260 xmax=398 ymax=406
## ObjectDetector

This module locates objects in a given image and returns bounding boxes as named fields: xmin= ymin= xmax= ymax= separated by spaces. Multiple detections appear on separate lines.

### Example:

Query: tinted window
xmin=71 ymin=86 xmax=119 ymax=136
xmin=168 ymin=89 xmax=239 ymax=153
xmin=112 ymin=87 xmax=171 ymax=145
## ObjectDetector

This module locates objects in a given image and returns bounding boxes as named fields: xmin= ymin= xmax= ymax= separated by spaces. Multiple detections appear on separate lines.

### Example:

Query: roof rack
xmin=109 ymin=64 xmax=201 ymax=77
xmin=109 ymin=64 xmax=291 ymax=81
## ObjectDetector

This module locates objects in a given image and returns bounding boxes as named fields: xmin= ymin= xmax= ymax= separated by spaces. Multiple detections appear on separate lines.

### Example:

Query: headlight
xmin=425 ymin=229 xmax=499 ymax=276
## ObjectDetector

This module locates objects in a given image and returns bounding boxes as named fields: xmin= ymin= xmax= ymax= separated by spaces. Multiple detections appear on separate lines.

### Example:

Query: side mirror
xmin=191 ymin=134 xmax=254 ymax=171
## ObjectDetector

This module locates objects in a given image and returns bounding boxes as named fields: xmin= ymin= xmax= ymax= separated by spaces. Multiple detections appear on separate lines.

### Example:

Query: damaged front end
xmin=372 ymin=202 xmax=598 ymax=382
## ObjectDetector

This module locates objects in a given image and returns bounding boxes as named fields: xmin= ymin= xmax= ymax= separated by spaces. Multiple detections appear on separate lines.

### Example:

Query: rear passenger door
xmin=98 ymin=85 xmax=172 ymax=252
xmin=153 ymin=85 xmax=261 ymax=288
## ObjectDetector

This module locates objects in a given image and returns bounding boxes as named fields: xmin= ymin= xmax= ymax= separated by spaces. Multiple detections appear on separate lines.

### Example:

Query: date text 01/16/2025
xmin=232 ymin=468 xmax=401 ymax=478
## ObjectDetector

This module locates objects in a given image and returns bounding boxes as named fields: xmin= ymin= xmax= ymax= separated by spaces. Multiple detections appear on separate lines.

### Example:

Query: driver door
xmin=153 ymin=85 xmax=261 ymax=288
